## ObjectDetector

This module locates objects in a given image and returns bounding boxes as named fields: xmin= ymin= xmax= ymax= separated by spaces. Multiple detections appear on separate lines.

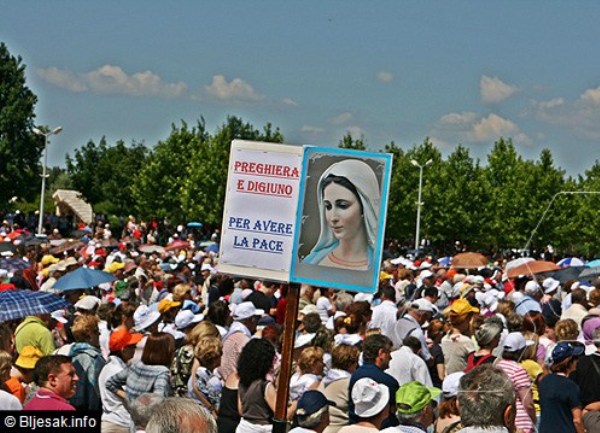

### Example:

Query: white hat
xmin=294 ymin=333 xmax=316 ymax=349
xmin=419 ymin=270 xmax=434 ymax=280
xmin=524 ymin=280 xmax=541 ymax=296
xmin=134 ymin=305 xmax=162 ymax=332
xmin=503 ymin=332 xmax=534 ymax=352
xmin=298 ymin=304 xmax=319 ymax=318
xmin=232 ymin=301 xmax=264 ymax=321
xmin=542 ymin=277 xmax=560 ymax=294
xmin=175 ymin=310 xmax=204 ymax=330
xmin=74 ymin=295 xmax=101 ymax=311
xmin=241 ymin=289 xmax=253 ymax=301
xmin=442 ymin=372 xmax=465 ymax=398
xmin=351 ymin=378 xmax=390 ymax=418
xmin=354 ymin=293 xmax=374 ymax=303
xmin=201 ymin=263 xmax=215 ymax=273
xmin=419 ymin=261 xmax=433 ymax=269
xmin=50 ymin=309 xmax=68 ymax=324
xmin=410 ymin=298 xmax=436 ymax=313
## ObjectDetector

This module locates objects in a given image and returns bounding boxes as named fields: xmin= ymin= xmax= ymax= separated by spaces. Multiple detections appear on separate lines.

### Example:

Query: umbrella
xmin=138 ymin=244 xmax=165 ymax=254
xmin=50 ymin=239 xmax=84 ymax=255
xmin=506 ymin=260 xmax=559 ymax=279
xmin=119 ymin=236 xmax=141 ymax=246
xmin=198 ymin=240 xmax=216 ymax=248
xmin=557 ymin=257 xmax=585 ymax=267
xmin=164 ymin=240 xmax=190 ymax=252
xmin=579 ymin=265 xmax=600 ymax=281
xmin=0 ymin=289 xmax=70 ymax=322
xmin=586 ymin=259 xmax=600 ymax=268
xmin=53 ymin=267 xmax=116 ymax=291
xmin=539 ymin=266 xmax=586 ymax=284
xmin=451 ymin=252 xmax=488 ymax=269
xmin=437 ymin=257 xmax=452 ymax=267
xmin=0 ymin=257 xmax=32 ymax=272
xmin=205 ymin=243 xmax=219 ymax=253
xmin=98 ymin=238 xmax=119 ymax=248
xmin=505 ymin=257 xmax=535 ymax=272
xmin=187 ymin=221 xmax=203 ymax=228
xmin=69 ymin=229 xmax=91 ymax=238
xmin=0 ymin=243 xmax=16 ymax=254
xmin=18 ymin=234 xmax=48 ymax=247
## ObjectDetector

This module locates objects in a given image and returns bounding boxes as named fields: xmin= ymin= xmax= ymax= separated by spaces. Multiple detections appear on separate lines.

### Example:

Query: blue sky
xmin=3 ymin=2 xmax=600 ymax=175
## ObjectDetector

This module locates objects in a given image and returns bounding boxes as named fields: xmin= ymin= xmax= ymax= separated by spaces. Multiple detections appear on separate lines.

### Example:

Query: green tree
xmin=338 ymin=132 xmax=367 ymax=150
xmin=0 ymin=42 xmax=41 ymax=205
xmin=181 ymin=117 xmax=284 ymax=226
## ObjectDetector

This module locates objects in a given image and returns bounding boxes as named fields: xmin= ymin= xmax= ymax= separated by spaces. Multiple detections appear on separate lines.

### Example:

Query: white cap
xmin=351 ymin=378 xmax=390 ymax=418
xmin=174 ymin=310 xmax=204 ymax=330
xmin=442 ymin=372 xmax=465 ymax=398
xmin=542 ymin=277 xmax=560 ymax=294
xmin=419 ymin=269 xmax=434 ymax=280
xmin=134 ymin=305 xmax=162 ymax=332
xmin=294 ymin=333 xmax=316 ymax=349
xmin=503 ymin=332 xmax=534 ymax=352
xmin=410 ymin=298 xmax=436 ymax=313
xmin=50 ymin=309 xmax=68 ymax=324
xmin=201 ymin=263 xmax=215 ymax=273
xmin=524 ymin=280 xmax=541 ymax=295
xmin=74 ymin=295 xmax=101 ymax=311
xmin=232 ymin=301 xmax=264 ymax=321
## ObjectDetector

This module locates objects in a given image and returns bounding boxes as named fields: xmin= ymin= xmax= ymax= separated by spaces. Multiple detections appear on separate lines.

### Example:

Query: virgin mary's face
xmin=323 ymin=183 xmax=363 ymax=241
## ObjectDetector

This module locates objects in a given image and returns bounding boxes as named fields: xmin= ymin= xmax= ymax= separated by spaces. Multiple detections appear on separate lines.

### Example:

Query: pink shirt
xmin=23 ymin=389 xmax=76 ymax=411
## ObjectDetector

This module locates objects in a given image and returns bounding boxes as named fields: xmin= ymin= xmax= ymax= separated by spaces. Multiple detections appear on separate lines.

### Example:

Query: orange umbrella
xmin=506 ymin=260 xmax=559 ymax=279
xmin=451 ymin=252 xmax=488 ymax=269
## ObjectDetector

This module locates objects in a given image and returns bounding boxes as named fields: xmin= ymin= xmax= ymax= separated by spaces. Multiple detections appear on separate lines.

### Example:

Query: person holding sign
xmin=302 ymin=159 xmax=380 ymax=271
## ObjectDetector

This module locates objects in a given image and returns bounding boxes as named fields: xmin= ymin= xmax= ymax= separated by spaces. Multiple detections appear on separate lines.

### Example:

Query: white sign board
xmin=218 ymin=140 xmax=303 ymax=282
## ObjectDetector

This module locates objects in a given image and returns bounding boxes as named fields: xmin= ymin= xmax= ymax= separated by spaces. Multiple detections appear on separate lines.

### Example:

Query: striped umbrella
xmin=0 ymin=289 xmax=69 ymax=322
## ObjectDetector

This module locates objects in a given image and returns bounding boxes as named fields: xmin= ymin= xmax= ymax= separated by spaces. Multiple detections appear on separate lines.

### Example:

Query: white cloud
xmin=376 ymin=71 xmax=394 ymax=83
xmin=331 ymin=112 xmax=353 ymax=125
xmin=282 ymin=97 xmax=298 ymax=107
xmin=430 ymin=111 xmax=531 ymax=146
xmin=301 ymin=125 xmax=324 ymax=134
xmin=37 ymin=65 xmax=187 ymax=98
xmin=469 ymin=113 xmax=520 ymax=142
xmin=346 ymin=125 xmax=366 ymax=138
xmin=480 ymin=75 xmax=518 ymax=103
xmin=581 ymin=86 xmax=600 ymax=106
xmin=205 ymin=75 xmax=264 ymax=101
xmin=530 ymin=87 xmax=600 ymax=141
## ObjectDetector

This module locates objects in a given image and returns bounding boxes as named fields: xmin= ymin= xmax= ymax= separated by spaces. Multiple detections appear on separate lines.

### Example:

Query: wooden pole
xmin=272 ymin=283 xmax=300 ymax=433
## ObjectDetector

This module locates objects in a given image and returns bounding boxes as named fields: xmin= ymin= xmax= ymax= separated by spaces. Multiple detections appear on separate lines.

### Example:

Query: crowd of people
xmin=1 ymin=218 xmax=600 ymax=433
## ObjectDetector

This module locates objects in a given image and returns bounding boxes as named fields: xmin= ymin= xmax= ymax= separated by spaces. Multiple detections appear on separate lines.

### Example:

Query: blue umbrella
xmin=187 ymin=221 xmax=203 ymax=228
xmin=53 ymin=267 xmax=116 ymax=291
xmin=0 ymin=257 xmax=32 ymax=272
xmin=557 ymin=257 xmax=584 ymax=267
xmin=586 ymin=259 xmax=600 ymax=268
xmin=205 ymin=243 xmax=219 ymax=253
xmin=0 ymin=289 xmax=70 ymax=322
xmin=437 ymin=257 xmax=451 ymax=267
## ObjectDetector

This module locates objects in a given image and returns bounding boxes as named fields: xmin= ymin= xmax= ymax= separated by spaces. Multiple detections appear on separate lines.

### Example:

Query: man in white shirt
xmin=316 ymin=288 xmax=336 ymax=324
xmin=386 ymin=336 xmax=433 ymax=387
xmin=370 ymin=286 xmax=398 ymax=339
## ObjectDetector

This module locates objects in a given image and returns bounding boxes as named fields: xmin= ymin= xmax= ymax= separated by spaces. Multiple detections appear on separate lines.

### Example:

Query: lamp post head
xmin=51 ymin=126 xmax=63 ymax=135
xmin=410 ymin=160 xmax=419 ymax=167
xmin=425 ymin=159 xmax=433 ymax=166
xmin=32 ymin=127 xmax=43 ymax=136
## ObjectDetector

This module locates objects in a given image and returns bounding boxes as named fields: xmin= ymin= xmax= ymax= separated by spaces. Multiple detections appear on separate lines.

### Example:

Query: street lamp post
xmin=32 ymin=126 xmax=62 ymax=235
xmin=411 ymin=158 xmax=432 ymax=251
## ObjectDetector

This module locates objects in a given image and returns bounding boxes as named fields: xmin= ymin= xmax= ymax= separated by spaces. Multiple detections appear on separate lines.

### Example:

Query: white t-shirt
xmin=0 ymin=389 xmax=22 ymax=410
xmin=316 ymin=297 xmax=333 ymax=323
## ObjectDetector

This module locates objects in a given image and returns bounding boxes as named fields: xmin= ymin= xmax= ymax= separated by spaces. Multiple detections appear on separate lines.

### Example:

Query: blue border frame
xmin=290 ymin=146 xmax=393 ymax=293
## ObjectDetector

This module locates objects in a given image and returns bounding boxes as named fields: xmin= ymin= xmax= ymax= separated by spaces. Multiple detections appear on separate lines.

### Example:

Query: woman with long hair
xmin=303 ymin=159 xmax=380 ymax=271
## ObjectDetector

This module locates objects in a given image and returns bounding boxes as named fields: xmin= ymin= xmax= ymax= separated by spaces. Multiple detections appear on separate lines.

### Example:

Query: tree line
xmin=2 ymin=42 xmax=600 ymax=257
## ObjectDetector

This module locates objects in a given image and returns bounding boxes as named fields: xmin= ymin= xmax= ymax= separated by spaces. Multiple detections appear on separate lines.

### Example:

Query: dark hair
xmin=331 ymin=344 xmax=360 ymax=371
xmin=111 ymin=301 xmax=137 ymax=329
xmin=302 ymin=313 xmax=322 ymax=333
xmin=505 ymin=313 xmax=523 ymax=333
xmin=362 ymin=334 xmax=392 ymax=364
xmin=571 ymin=288 xmax=587 ymax=305
xmin=34 ymin=355 xmax=72 ymax=386
xmin=321 ymin=174 xmax=363 ymax=213
xmin=522 ymin=312 xmax=546 ymax=336
xmin=237 ymin=338 xmax=276 ymax=387
xmin=402 ymin=336 xmax=421 ymax=353
xmin=423 ymin=286 xmax=439 ymax=299
xmin=438 ymin=396 xmax=460 ymax=419
xmin=334 ymin=314 xmax=361 ymax=334
xmin=0 ymin=324 xmax=12 ymax=352
xmin=347 ymin=301 xmax=372 ymax=324
xmin=97 ymin=302 xmax=116 ymax=324
xmin=207 ymin=300 xmax=230 ymax=327
xmin=142 ymin=333 xmax=175 ymax=367
xmin=381 ymin=286 xmax=396 ymax=303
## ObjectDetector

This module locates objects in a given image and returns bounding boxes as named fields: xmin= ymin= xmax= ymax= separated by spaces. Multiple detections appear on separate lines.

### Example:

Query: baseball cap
xmin=410 ymin=298 xmax=436 ymax=313
xmin=503 ymin=332 xmax=534 ymax=352
xmin=449 ymin=299 xmax=479 ymax=316
xmin=396 ymin=381 xmax=441 ymax=414
xmin=109 ymin=328 xmax=144 ymax=352
xmin=550 ymin=341 xmax=585 ymax=364
xmin=351 ymin=378 xmax=390 ymax=418
xmin=15 ymin=346 xmax=44 ymax=370
xmin=158 ymin=298 xmax=182 ymax=314
xmin=232 ymin=301 xmax=264 ymax=320
xmin=74 ymin=295 xmax=101 ymax=311
xmin=133 ymin=305 xmax=162 ymax=332
xmin=296 ymin=390 xmax=336 ymax=417
xmin=50 ymin=309 xmax=68 ymax=324
xmin=41 ymin=255 xmax=60 ymax=266
xmin=524 ymin=280 xmax=541 ymax=295
xmin=175 ymin=309 xmax=204 ymax=330
xmin=297 ymin=304 xmax=319 ymax=320
xmin=442 ymin=372 xmax=465 ymax=398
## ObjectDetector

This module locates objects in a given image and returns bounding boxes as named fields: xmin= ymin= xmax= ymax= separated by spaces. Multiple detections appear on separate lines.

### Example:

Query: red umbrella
xmin=506 ymin=260 xmax=559 ymax=279
xmin=164 ymin=240 xmax=190 ymax=252
xmin=451 ymin=252 xmax=488 ymax=269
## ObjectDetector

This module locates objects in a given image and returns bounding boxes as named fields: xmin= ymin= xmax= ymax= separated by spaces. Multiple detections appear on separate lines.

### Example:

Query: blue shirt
xmin=515 ymin=295 xmax=542 ymax=316
xmin=349 ymin=363 xmax=399 ymax=427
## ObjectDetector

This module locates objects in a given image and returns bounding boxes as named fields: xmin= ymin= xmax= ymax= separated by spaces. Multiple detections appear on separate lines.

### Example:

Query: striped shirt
xmin=105 ymin=361 xmax=170 ymax=402
xmin=496 ymin=359 xmax=534 ymax=433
